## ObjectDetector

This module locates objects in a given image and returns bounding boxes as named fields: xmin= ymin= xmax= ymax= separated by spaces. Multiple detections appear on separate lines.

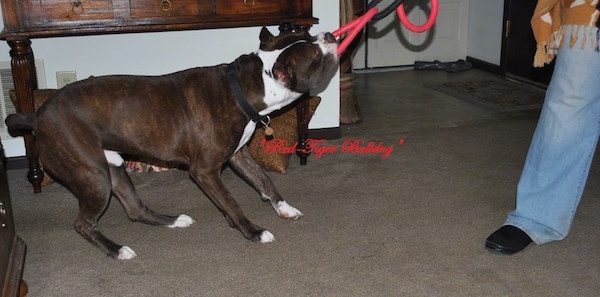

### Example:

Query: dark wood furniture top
xmin=1 ymin=0 xmax=316 ymax=37
xmin=0 ymin=0 xmax=317 ymax=193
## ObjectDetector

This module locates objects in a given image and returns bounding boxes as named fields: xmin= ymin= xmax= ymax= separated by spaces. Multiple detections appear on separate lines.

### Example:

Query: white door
xmin=353 ymin=0 xmax=470 ymax=69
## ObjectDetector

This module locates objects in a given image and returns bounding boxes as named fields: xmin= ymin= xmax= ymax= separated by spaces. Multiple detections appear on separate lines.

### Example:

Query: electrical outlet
xmin=56 ymin=71 xmax=77 ymax=88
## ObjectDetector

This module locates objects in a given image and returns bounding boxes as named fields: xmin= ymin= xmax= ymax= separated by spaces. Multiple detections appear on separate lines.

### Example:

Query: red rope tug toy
xmin=333 ymin=0 xmax=439 ymax=56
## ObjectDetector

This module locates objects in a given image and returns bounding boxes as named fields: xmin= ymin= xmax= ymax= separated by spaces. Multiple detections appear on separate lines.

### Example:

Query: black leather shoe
xmin=485 ymin=225 xmax=532 ymax=255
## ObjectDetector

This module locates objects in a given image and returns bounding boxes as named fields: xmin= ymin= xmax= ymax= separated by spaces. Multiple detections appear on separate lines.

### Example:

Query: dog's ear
xmin=259 ymin=27 xmax=274 ymax=47
xmin=272 ymin=62 xmax=294 ymax=87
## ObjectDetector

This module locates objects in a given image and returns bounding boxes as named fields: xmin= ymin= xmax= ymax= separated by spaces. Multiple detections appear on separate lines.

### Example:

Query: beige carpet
xmin=6 ymin=118 xmax=600 ymax=297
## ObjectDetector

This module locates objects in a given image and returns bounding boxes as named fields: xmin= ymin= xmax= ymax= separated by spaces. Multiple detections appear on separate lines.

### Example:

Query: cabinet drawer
xmin=216 ymin=0 xmax=296 ymax=15
xmin=40 ymin=0 xmax=115 ymax=23
xmin=131 ymin=0 xmax=213 ymax=19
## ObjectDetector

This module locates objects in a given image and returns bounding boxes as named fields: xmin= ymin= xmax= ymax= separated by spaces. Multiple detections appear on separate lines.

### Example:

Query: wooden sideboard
xmin=0 ymin=0 xmax=317 ymax=193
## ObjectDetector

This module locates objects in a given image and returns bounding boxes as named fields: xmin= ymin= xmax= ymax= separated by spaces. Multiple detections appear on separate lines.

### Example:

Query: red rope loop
xmin=333 ymin=0 xmax=439 ymax=55
xmin=396 ymin=1 xmax=438 ymax=33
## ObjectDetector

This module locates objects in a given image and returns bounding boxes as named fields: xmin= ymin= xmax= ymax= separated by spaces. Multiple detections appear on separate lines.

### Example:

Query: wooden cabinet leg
xmin=19 ymin=280 xmax=28 ymax=297
xmin=295 ymin=94 xmax=310 ymax=165
xmin=7 ymin=38 xmax=44 ymax=193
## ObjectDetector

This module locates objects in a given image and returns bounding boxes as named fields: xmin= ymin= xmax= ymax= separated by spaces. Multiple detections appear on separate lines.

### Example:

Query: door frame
xmin=500 ymin=0 xmax=553 ymax=87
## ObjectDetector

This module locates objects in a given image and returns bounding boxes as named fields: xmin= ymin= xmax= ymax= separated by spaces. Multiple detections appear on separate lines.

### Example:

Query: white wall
xmin=353 ymin=0 xmax=504 ymax=69
xmin=466 ymin=0 xmax=504 ymax=65
xmin=0 ymin=2 xmax=340 ymax=157
xmin=354 ymin=0 xmax=470 ymax=69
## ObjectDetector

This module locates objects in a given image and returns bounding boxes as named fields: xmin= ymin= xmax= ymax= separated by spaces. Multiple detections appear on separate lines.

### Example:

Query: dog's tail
xmin=5 ymin=113 xmax=37 ymax=135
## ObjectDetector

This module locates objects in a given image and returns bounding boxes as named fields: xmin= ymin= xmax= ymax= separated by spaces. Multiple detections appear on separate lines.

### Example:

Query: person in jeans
xmin=486 ymin=0 xmax=600 ymax=255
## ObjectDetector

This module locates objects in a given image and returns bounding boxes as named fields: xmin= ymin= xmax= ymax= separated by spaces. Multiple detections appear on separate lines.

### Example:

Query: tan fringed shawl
xmin=531 ymin=0 xmax=600 ymax=67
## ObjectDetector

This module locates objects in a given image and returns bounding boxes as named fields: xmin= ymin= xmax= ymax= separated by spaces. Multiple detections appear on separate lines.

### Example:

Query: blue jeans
xmin=504 ymin=26 xmax=600 ymax=245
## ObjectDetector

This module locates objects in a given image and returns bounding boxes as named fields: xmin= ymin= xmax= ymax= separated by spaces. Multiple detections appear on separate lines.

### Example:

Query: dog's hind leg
xmin=189 ymin=165 xmax=275 ymax=243
xmin=64 ymin=167 xmax=138 ymax=260
xmin=108 ymin=165 xmax=195 ymax=228
xmin=36 ymin=129 xmax=140 ymax=259
xmin=227 ymin=146 xmax=303 ymax=220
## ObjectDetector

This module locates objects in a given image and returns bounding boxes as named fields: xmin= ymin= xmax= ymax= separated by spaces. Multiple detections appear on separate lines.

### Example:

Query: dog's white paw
xmin=167 ymin=214 xmax=195 ymax=228
xmin=118 ymin=246 xmax=137 ymax=260
xmin=260 ymin=231 xmax=275 ymax=243
xmin=275 ymin=201 xmax=303 ymax=220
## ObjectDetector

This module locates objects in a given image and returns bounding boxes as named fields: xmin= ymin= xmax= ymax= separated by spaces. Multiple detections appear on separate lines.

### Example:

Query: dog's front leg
xmin=228 ymin=146 xmax=303 ymax=220
xmin=189 ymin=167 xmax=275 ymax=243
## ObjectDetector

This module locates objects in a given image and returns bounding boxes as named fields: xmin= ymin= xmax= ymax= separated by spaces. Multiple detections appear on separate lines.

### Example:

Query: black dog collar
xmin=226 ymin=63 xmax=271 ymax=128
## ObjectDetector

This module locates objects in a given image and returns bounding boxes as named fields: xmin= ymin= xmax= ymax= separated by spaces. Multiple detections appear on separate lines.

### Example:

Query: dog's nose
xmin=323 ymin=32 xmax=336 ymax=44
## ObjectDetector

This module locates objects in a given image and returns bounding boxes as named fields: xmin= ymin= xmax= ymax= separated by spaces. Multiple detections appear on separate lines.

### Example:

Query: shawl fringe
xmin=533 ymin=25 xmax=600 ymax=67
xmin=533 ymin=28 xmax=562 ymax=67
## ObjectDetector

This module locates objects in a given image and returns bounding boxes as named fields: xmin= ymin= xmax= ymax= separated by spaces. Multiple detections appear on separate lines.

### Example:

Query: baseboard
xmin=308 ymin=127 xmax=341 ymax=140
xmin=5 ymin=157 xmax=27 ymax=170
xmin=466 ymin=56 xmax=503 ymax=75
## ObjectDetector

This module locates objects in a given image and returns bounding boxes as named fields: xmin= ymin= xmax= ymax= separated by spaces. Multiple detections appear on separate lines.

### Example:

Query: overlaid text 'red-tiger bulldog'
xmin=6 ymin=27 xmax=338 ymax=260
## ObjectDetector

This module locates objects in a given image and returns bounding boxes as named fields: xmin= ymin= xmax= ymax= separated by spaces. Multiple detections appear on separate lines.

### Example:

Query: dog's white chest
xmin=235 ymin=121 xmax=257 ymax=153
xmin=232 ymin=40 xmax=312 ymax=154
